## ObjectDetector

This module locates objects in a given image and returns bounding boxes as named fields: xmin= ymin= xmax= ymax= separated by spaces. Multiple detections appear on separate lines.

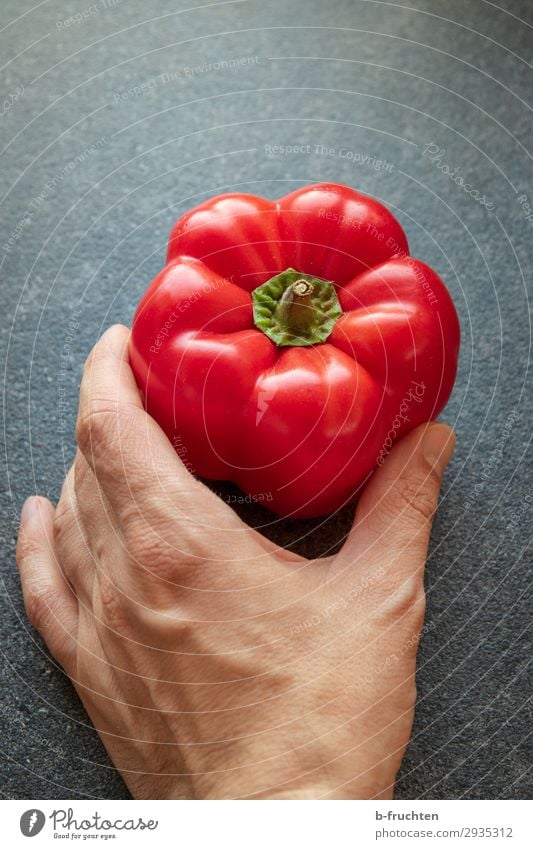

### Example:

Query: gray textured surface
xmin=1 ymin=0 xmax=531 ymax=800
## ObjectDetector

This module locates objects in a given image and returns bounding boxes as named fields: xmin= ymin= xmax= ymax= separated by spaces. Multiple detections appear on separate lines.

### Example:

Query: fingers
xmin=16 ymin=497 xmax=79 ymax=671
xmin=76 ymin=324 xmax=166 ymax=491
xmin=338 ymin=422 xmax=455 ymax=581
xmin=76 ymin=324 xmax=247 ymax=533
xmin=54 ymin=455 xmax=103 ymax=603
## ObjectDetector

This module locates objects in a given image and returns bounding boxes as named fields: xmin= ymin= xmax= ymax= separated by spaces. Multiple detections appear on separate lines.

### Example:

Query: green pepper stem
xmin=277 ymin=280 xmax=315 ymax=333
xmin=252 ymin=268 xmax=342 ymax=347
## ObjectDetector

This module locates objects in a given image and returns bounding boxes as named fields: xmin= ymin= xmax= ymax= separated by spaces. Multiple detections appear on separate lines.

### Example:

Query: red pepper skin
xmin=129 ymin=183 xmax=460 ymax=518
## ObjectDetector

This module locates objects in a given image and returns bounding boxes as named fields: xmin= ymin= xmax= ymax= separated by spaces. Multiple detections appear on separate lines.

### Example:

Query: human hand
xmin=16 ymin=325 xmax=455 ymax=800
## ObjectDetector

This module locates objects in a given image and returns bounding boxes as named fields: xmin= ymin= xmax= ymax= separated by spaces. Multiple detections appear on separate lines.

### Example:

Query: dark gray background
xmin=1 ymin=0 xmax=531 ymax=800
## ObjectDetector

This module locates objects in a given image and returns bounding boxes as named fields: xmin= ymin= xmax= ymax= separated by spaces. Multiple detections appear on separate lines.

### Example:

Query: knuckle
xmin=400 ymin=680 xmax=418 ymax=713
xmin=52 ymin=500 xmax=71 ymax=545
xmin=380 ymin=576 xmax=426 ymax=625
xmin=390 ymin=469 xmax=439 ymax=524
xmin=26 ymin=585 xmax=59 ymax=633
xmin=121 ymin=521 xmax=202 ymax=606
xmin=16 ymin=527 xmax=41 ymax=567
xmin=26 ymin=586 xmax=75 ymax=669
xmin=410 ymin=584 xmax=426 ymax=625
xmin=132 ymin=602 xmax=191 ymax=646
xmin=134 ymin=532 xmax=186 ymax=585
xmin=76 ymin=400 xmax=119 ymax=457
xmin=73 ymin=451 xmax=93 ymax=489
xmin=96 ymin=573 xmax=130 ymax=635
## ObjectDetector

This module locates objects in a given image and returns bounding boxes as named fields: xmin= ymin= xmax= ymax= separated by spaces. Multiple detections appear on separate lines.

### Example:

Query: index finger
xmin=75 ymin=324 xmax=241 ymax=531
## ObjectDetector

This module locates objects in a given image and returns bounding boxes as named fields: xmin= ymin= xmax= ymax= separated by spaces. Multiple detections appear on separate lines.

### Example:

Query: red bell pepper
xmin=129 ymin=182 xmax=460 ymax=518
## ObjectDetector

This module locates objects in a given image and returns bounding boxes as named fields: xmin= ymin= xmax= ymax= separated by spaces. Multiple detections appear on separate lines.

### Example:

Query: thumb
xmin=339 ymin=422 xmax=455 ymax=575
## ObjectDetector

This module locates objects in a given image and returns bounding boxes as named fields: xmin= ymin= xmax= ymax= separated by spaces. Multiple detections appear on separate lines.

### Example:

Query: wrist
xmin=173 ymin=705 xmax=400 ymax=801
xmin=189 ymin=759 xmax=391 ymax=801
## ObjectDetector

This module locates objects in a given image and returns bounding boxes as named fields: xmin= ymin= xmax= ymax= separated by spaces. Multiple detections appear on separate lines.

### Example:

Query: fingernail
xmin=422 ymin=424 xmax=456 ymax=474
xmin=20 ymin=497 xmax=38 ymax=526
